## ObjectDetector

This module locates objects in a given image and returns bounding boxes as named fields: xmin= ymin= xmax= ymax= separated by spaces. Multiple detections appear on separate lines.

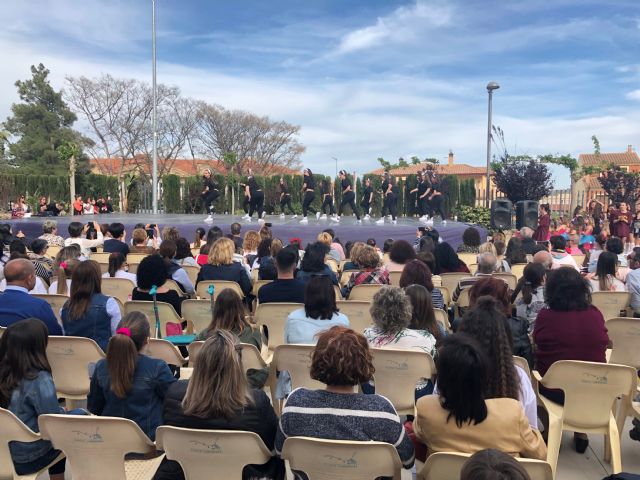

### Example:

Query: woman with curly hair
xmin=242 ymin=230 xmax=261 ymax=266
xmin=433 ymin=242 xmax=470 ymax=274
xmin=457 ymin=227 xmax=481 ymax=254
xmin=342 ymin=241 xmax=366 ymax=271
xmin=458 ymin=296 xmax=537 ymax=429
xmin=341 ymin=245 xmax=389 ymax=299
xmin=399 ymin=259 xmax=444 ymax=309
xmin=384 ymin=240 xmax=416 ymax=272
xmin=504 ymin=237 xmax=527 ymax=266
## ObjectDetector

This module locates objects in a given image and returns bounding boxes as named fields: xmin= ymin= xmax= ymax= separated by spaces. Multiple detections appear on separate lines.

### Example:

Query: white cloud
xmin=626 ymin=89 xmax=640 ymax=101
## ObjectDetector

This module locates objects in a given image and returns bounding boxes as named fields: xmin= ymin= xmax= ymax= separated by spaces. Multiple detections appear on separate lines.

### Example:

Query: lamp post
xmin=485 ymin=81 xmax=500 ymax=208
xmin=331 ymin=156 xmax=338 ymax=196
xmin=151 ymin=0 xmax=158 ymax=214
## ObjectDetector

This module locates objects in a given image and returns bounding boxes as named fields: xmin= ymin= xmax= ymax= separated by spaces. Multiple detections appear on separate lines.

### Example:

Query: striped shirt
xmin=275 ymin=388 xmax=414 ymax=476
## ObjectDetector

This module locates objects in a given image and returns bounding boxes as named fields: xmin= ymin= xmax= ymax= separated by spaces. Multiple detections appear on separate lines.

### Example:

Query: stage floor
xmin=10 ymin=214 xmax=484 ymax=250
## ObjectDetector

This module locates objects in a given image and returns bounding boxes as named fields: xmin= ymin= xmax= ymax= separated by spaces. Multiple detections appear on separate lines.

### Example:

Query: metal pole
xmin=151 ymin=0 xmax=158 ymax=214
xmin=485 ymin=89 xmax=493 ymax=209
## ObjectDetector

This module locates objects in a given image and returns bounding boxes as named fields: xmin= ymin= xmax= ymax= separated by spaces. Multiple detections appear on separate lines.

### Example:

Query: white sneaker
xmin=241 ymin=214 xmax=250 ymax=220
xmin=316 ymin=212 xmax=321 ymax=220
xmin=376 ymin=218 xmax=385 ymax=225
xmin=357 ymin=219 xmax=362 ymax=224
xmin=204 ymin=214 xmax=213 ymax=223
xmin=261 ymin=211 xmax=266 ymax=219
xmin=442 ymin=220 xmax=447 ymax=225
xmin=392 ymin=220 xmax=397 ymax=225
xmin=258 ymin=218 xmax=265 ymax=225
xmin=300 ymin=217 xmax=308 ymax=224
xmin=331 ymin=216 xmax=339 ymax=222
xmin=280 ymin=213 xmax=285 ymax=218
xmin=364 ymin=214 xmax=370 ymax=220
xmin=292 ymin=214 xmax=298 ymax=219
xmin=321 ymin=214 xmax=327 ymax=220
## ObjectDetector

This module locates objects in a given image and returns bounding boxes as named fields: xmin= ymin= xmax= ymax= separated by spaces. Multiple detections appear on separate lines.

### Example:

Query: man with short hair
xmin=533 ymin=250 xmax=553 ymax=270
xmin=64 ymin=221 xmax=104 ymax=257
xmin=227 ymin=222 xmax=243 ymax=250
xmin=0 ymin=259 xmax=61 ymax=334
xmin=452 ymin=252 xmax=498 ymax=302
xmin=103 ymin=222 xmax=130 ymax=257
xmin=257 ymin=247 xmax=306 ymax=304
xmin=549 ymin=235 xmax=579 ymax=271
xmin=38 ymin=219 xmax=65 ymax=247
xmin=625 ymin=247 xmax=640 ymax=316
xmin=520 ymin=227 xmax=537 ymax=255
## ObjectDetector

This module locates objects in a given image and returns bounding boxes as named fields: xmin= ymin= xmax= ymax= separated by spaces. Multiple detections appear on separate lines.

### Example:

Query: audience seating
xmin=195 ymin=280 xmax=244 ymax=300
xmin=164 ymin=279 xmax=186 ymax=297
xmin=126 ymin=253 xmax=150 ymax=264
xmin=47 ymin=246 xmax=62 ymax=259
xmin=438 ymin=285 xmax=451 ymax=307
xmin=433 ymin=308 xmax=451 ymax=331
xmin=339 ymin=269 xmax=359 ymax=287
xmin=38 ymin=414 xmax=160 ymax=480
xmin=127 ymin=262 xmax=141 ymax=274
xmin=509 ymin=263 xmax=527 ymax=279
xmin=418 ymin=451 xmax=553 ymax=480
xmin=371 ymin=348 xmax=436 ymax=415
xmin=252 ymin=279 xmax=272 ymax=297
xmin=533 ymin=360 xmax=637 ymax=476
xmin=440 ymin=273 xmax=469 ymax=295
xmin=32 ymin=293 xmax=68 ymax=323
xmin=190 ymin=247 xmax=201 ymax=257
xmin=572 ymin=254 xmax=586 ymax=267
xmin=325 ymin=260 xmax=339 ymax=273
xmin=591 ymin=292 xmax=631 ymax=321
xmin=101 ymin=277 xmax=135 ymax=304
xmin=144 ymin=338 xmax=187 ymax=367
xmin=90 ymin=252 xmax=112 ymax=264
xmin=181 ymin=299 xmax=213 ymax=333
xmin=182 ymin=265 xmax=200 ymax=288
xmin=123 ymin=300 xmax=186 ymax=338
xmin=187 ymin=341 xmax=204 ymax=367
xmin=156 ymin=426 xmax=272 ymax=479
xmin=454 ymin=288 xmax=471 ymax=317
xmin=492 ymin=272 xmax=517 ymax=290
xmin=457 ymin=253 xmax=478 ymax=266
xmin=46 ymin=336 xmax=105 ymax=409
xmin=336 ymin=300 xmax=373 ymax=333
xmin=388 ymin=270 xmax=402 ymax=286
xmin=254 ymin=302 xmax=303 ymax=352
xmin=348 ymin=284 xmax=384 ymax=301
xmin=513 ymin=355 xmax=532 ymax=380
xmin=0 ymin=407 xmax=66 ymax=480
xmin=281 ymin=436 xmax=402 ymax=480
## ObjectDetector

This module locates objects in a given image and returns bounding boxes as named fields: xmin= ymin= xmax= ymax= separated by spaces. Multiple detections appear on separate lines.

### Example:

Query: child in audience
xmin=566 ymin=234 xmax=582 ymax=255
xmin=578 ymin=225 xmax=595 ymax=252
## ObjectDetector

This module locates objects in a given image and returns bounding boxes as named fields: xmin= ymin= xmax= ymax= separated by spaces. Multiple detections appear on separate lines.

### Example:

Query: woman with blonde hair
xmin=49 ymin=253 xmax=81 ymax=295
xmin=130 ymin=228 xmax=156 ymax=254
xmin=88 ymin=312 xmax=176 ymax=440
xmin=155 ymin=330 xmax=283 ymax=480
xmin=342 ymin=245 xmax=390 ymax=299
xmin=317 ymin=232 xmax=340 ymax=263
xmin=197 ymin=237 xmax=251 ymax=296
xmin=343 ymin=241 xmax=366 ymax=271
xmin=242 ymin=230 xmax=261 ymax=265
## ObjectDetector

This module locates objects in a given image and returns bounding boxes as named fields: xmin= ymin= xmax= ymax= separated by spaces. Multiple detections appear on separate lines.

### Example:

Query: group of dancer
xmin=200 ymin=166 xmax=446 ymax=225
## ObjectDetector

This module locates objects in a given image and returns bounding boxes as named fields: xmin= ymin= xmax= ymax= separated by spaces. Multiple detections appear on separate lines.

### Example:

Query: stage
xmin=9 ymin=214 xmax=485 ymax=249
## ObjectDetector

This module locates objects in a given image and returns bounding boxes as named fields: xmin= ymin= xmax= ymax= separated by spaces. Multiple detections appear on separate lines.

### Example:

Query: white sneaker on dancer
xmin=300 ymin=217 xmax=308 ymax=224
xmin=292 ymin=214 xmax=298 ymax=219
xmin=261 ymin=211 xmax=266 ymax=219
xmin=357 ymin=219 xmax=362 ymax=224
xmin=442 ymin=220 xmax=447 ymax=225
xmin=280 ymin=213 xmax=285 ymax=219
xmin=376 ymin=218 xmax=385 ymax=225
xmin=392 ymin=219 xmax=397 ymax=225
xmin=258 ymin=218 xmax=265 ymax=225
xmin=241 ymin=214 xmax=250 ymax=220
xmin=331 ymin=215 xmax=339 ymax=222
xmin=364 ymin=214 xmax=370 ymax=220
xmin=320 ymin=214 xmax=327 ymax=220
xmin=316 ymin=212 xmax=321 ymax=220
xmin=204 ymin=214 xmax=213 ymax=223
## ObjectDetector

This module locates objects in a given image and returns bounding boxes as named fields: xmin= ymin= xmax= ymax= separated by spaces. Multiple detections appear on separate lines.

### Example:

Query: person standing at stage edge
xmin=533 ymin=204 xmax=551 ymax=245
xmin=377 ymin=171 xmax=397 ymax=225
xmin=336 ymin=170 xmax=361 ymax=223
xmin=361 ymin=177 xmax=374 ymax=220
xmin=201 ymin=169 xmax=219 ymax=223
xmin=300 ymin=168 xmax=320 ymax=224
xmin=243 ymin=168 xmax=265 ymax=223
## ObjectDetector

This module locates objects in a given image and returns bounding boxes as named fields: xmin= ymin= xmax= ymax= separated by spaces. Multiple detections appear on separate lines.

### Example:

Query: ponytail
xmin=56 ymin=258 xmax=79 ymax=295
xmin=521 ymin=262 xmax=546 ymax=306
xmin=106 ymin=312 xmax=150 ymax=398
xmin=107 ymin=253 xmax=126 ymax=278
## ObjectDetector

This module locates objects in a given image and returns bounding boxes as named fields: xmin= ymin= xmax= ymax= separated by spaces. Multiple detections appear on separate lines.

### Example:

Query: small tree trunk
xmin=69 ymin=155 xmax=76 ymax=206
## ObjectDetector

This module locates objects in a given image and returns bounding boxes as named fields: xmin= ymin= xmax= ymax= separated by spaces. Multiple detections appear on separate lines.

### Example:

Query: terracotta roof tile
xmin=579 ymin=151 xmax=640 ymax=166
xmin=369 ymin=163 xmax=487 ymax=176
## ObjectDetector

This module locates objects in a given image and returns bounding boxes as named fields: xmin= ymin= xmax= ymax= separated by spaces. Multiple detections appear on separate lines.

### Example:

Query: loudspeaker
xmin=490 ymin=199 xmax=512 ymax=229
xmin=516 ymin=200 xmax=539 ymax=230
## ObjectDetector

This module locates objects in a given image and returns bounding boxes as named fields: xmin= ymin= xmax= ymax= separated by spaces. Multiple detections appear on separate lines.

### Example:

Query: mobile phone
xmin=148 ymin=224 xmax=156 ymax=228
xmin=146 ymin=229 xmax=155 ymax=238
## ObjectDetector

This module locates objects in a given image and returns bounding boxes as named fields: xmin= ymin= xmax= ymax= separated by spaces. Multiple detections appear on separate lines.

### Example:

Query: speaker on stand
xmin=515 ymin=200 xmax=539 ymax=230
xmin=490 ymin=199 xmax=513 ymax=230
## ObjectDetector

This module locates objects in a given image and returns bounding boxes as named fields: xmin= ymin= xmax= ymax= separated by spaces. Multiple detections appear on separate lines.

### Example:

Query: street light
xmin=485 ymin=81 xmax=500 ymax=208
xmin=331 ymin=157 xmax=338 ymax=178
xmin=151 ymin=0 xmax=158 ymax=214
xmin=331 ymin=157 xmax=338 ymax=196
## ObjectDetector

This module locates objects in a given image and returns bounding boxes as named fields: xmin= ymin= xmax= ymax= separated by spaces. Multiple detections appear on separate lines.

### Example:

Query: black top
xmin=304 ymin=174 xmax=315 ymax=190
xmin=131 ymin=289 xmax=184 ymax=316
xmin=280 ymin=183 xmax=289 ymax=195
xmin=320 ymin=182 xmax=331 ymax=196
xmin=257 ymin=278 xmax=306 ymax=304
xmin=363 ymin=185 xmax=373 ymax=199
xmin=431 ymin=181 xmax=441 ymax=193
xmin=196 ymin=262 xmax=252 ymax=296
xmin=417 ymin=179 xmax=429 ymax=196
xmin=103 ymin=239 xmax=130 ymax=257
xmin=247 ymin=176 xmax=261 ymax=194
xmin=203 ymin=177 xmax=217 ymax=191
xmin=341 ymin=178 xmax=352 ymax=192
xmin=154 ymin=381 xmax=284 ymax=480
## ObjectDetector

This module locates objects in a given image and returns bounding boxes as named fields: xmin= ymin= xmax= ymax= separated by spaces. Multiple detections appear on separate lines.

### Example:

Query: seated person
xmin=258 ymin=247 xmax=306 ymax=304
xmin=159 ymin=240 xmax=195 ymax=295
xmin=103 ymin=223 xmax=130 ymax=257
xmin=452 ymin=252 xmax=497 ymax=302
xmin=275 ymin=326 xmax=415 ymax=472
xmin=461 ymin=449 xmax=533 ymax=480
xmin=295 ymin=242 xmax=338 ymax=286
xmin=132 ymin=255 xmax=184 ymax=316
xmin=102 ymin=252 xmax=137 ymax=285
xmin=341 ymin=245 xmax=390 ymax=299
xmin=413 ymin=335 xmax=546 ymax=460
xmin=197 ymin=238 xmax=251 ymax=297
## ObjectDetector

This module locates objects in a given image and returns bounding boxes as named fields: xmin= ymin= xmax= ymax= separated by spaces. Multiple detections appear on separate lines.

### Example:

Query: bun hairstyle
xmin=339 ymin=170 xmax=347 ymax=176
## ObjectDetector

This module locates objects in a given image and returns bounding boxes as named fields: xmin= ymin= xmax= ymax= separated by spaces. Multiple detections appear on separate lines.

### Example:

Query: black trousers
xmin=242 ymin=195 xmax=250 ymax=214
xmin=321 ymin=195 xmax=336 ymax=215
xmin=417 ymin=196 xmax=429 ymax=216
xmin=381 ymin=193 xmax=397 ymax=220
xmin=201 ymin=191 xmax=219 ymax=213
xmin=360 ymin=197 xmax=371 ymax=215
xmin=280 ymin=194 xmax=295 ymax=214
xmin=339 ymin=191 xmax=360 ymax=219
xmin=302 ymin=190 xmax=316 ymax=217
xmin=249 ymin=191 xmax=264 ymax=218
xmin=430 ymin=195 xmax=446 ymax=220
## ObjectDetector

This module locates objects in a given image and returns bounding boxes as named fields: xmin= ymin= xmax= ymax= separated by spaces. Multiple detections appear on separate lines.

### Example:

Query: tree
xmin=491 ymin=126 xmax=554 ymax=204
xmin=3 ymin=64 xmax=89 ymax=174
xmin=597 ymin=167 xmax=640 ymax=206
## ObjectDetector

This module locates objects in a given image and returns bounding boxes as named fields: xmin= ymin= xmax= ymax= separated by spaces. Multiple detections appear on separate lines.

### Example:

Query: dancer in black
xmin=337 ymin=170 xmax=361 ymax=222
xmin=320 ymin=179 xmax=336 ymax=219
xmin=279 ymin=177 xmax=296 ymax=217
xmin=377 ymin=172 xmax=397 ymax=224
xmin=429 ymin=174 xmax=446 ymax=222
xmin=239 ymin=181 xmax=250 ymax=215
xmin=410 ymin=171 xmax=431 ymax=221
xmin=243 ymin=168 xmax=265 ymax=222
xmin=300 ymin=168 xmax=319 ymax=224
xmin=201 ymin=168 xmax=219 ymax=223
xmin=360 ymin=177 xmax=374 ymax=220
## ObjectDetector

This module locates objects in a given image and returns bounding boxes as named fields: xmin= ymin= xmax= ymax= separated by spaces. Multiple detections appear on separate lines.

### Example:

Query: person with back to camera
xmin=132 ymin=255 xmax=185 ymax=316
xmin=196 ymin=237 xmax=252 ymax=296
xmin=243 ymin=168 xmax=265 ymax=223
xmin=404 ymin=284 xmax=446 ymax=339
xmin=549 ymin=235 xmax=579 ymax=270
xmin=341 ymin=245 xmax=390 ymax=299
xmin=385 ymin=239 xmax=416 ymax=272
xmin=513 ymin=262 xmax=546 ymax=332
xmin=38 ymin=219 xmax=65 ymax=247
xmin=588 ymin=251 xmax=626 ymax=292
xmin=299 ymin=168 xmax=320 ymax=224
xmin=278 ymin=176 xmax=297 ymax=219
xmin=64 ymin=220 xmax=104 ymax=258
xmin=156 ymin=330 xmax=284 ymax=480
xmin=158 ymin=240 xmax=195 ymax=296
xmin=191 ymin=227 xmax=206 ymax=250
xmin=460 ymin=449 xmax=533 ymax=480
xmin=103 ymin=222 xmax=129 ymax=257
xmin=88 ymin=312 xmax=176 ymax=440
xmin=173 ymin=237 xmax=198 ymax=268
xmin=377 ymin=171 xmax=398 ymax=224
xmin=457 ymin=227 xmax=482 ymax=254
xmin=295 ymin=241 xmax=339 ymax=285
xmin=433 ymin=242 xmax=470 ymax=274
xmin=360 ymin=176 xmax=374 ymax=220
xmin=258 ymin=247 xmax=306 ymax=304
xmin=400 ymin=258 xmax=445 ymax=309
xmin=319 ymin=178 xmax=337 ymax=220
xmin=336 ymin=170 xmax=361 ymax=222
xmin=201 ymin=168 xmax=219 ymax=223
xmin=103 ymin=252 xmax=138 ymax=285
xmin=413 ymin=334 xmax=546 ymax=461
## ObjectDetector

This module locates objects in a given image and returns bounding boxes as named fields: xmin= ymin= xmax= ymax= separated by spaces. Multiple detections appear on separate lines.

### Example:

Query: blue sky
xmin=1 ymin=0 xmax=639 ymax=187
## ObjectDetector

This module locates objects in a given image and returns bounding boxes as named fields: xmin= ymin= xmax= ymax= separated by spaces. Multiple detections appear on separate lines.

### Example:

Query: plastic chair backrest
xmin=457 ymin=287 xmax=471 ymax=308
xmin=127 ymin=262 xmax=140 ymax=274
xmin=196 ymin=281 xmax=244 ymax=300
xmin=182 ymin=265 xmax=200 ymax=288
xmin=339 ymin=270 xmax=360 ymax=287
xmin=492 ymin=272 xmax=517 ymax=290
xmin=89 ymin=252 xmax=112 ymax=263
xmin=348 ymin=284 xmax=383 ymax=301
xmin=253 ymin=279 xmax=272 ymax=296
xmin=419 ymin=452 xmax=552 ymax=480
xmin=440 ymin=273 xmax=469 ymax=294
xmin=240 ymin=343 xmax=268 ymax=371
xmin=32 ymin=293 xmax=69 ymax=323
xmin=457 ymin=253 xmax=478 ymax=266
xmin=47 ymin=246 xmax=62 ymax=259
xmin=281 ymin=436 xmax=402 ymax=480
xmin=513 ymin=355 xmax=531 ymax=380
xmin=46 ymin=336 xmax=105 ymax=398
xmin=254 ymin=302 xmax=303 ymax=351
xmin=272 ymin=344 xmax=324 ymax=391
xmin=572 ymin=254 xmax=586 ymax=267
xmin=591 ymin=291 xmax=631 ymax=321
xmin=101 ymin=277 xmax=135 ymax=304
xmin=123 ymin=300 xmax=183 ymax=338
xmin=0 ymin=407 xmax=46 ymax=479
xmin=389 ymin=271 xmax=403 ymax=286
xmin=187 ymin=341 xmax=204 ymax=367
xmin=433 ymin=308 xmax=450 ymax=331
xmin=510 ymin=263 xmax=527 ymax=279
xmin=371 ymin=348 xmax=436 ymax=414
xmin=181 ymin=299 xmax=213 ymax=333
xmin=438 ymin=285 xmax=451 ymax=306
xmin=325 ymin=260 xmax=339 ymax=273
xmin=126 ymin=253 xmax=149 ymax=264
xmin=539 ymin=360 xmax=637 ymax=428
xmin=336 ymin=301 xmax=373 ymax=333
xmin=38 ymin=414 xmax=155 ymax=480
xmin=144 ymin=338 xmax=186 ymax=366
xmin=0 ymin=326 xmax=5 ymax=338
xmin=606 ymin=317 xmax=640 ymax=369
xmin=156 ymin=426 xmax=272 ymax=480
xmin=164 ymin=279 xmax=186 ymax=296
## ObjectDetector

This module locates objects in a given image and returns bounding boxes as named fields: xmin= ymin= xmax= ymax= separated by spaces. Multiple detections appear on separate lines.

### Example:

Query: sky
xmin=1 ymin=0 xmax=639 ymax=187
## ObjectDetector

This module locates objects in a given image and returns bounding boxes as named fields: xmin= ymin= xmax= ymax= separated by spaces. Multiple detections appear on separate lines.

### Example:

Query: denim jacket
xmin=87 ymin=354 xmax=176 ymax=440
xmin=8 ymin=370 xmax=64 ymax=464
